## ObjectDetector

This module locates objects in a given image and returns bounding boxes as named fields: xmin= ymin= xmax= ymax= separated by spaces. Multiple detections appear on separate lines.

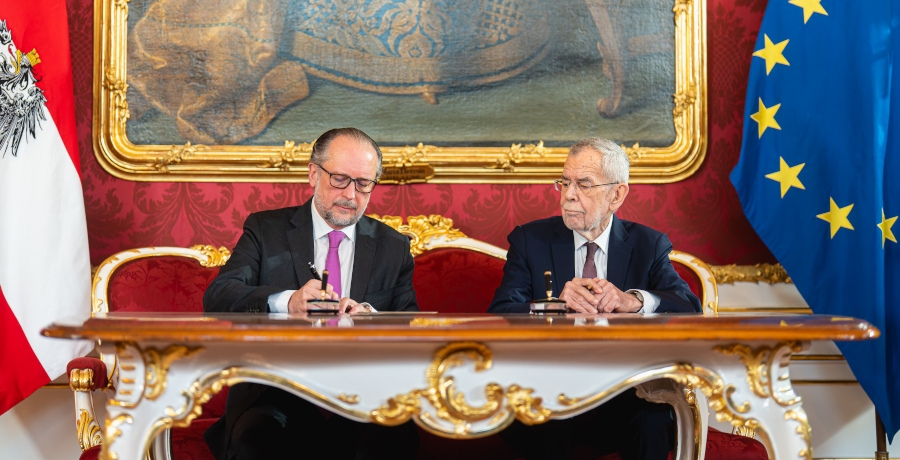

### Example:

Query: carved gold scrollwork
xmin=101 ymin=413 xmax=133 ymax=460
xmin=672 ymin=89 xmax=697 ymax=122
xmin=733 ymin=424 xmax=757 ymax=438
xmin=77 ymin=408 xmax=103 ymax=451
xmin=371 ymin=214 xmax=468 ymax=256
xmin=683 ymin=386 xmax=696 ymax=405
xmin=154 ymin=142 xmax=201 ymax=173
xmin=711 ymin=263 xmax=792 ymax=284
xmin=666 ymin=363 xmax=763 ymax=439
xmin=507 ymin=384 xmax=551 ymax=425
xmin=372 ymin=342 xmax=548 ymax=437
xmin=264 ymin=140 xmax=314 ymax=171
xmin=337 ymin=394 xmax=360 ymax=404
xmin=103 ymin=68 xmax=129 ymax=131
xmin=189 ymin=245 xmax=232 ymax=267
xmin=393 ymin=143 xmax=436 ymax=166
xmin=673 ymin=0 xmax=692 ymax=15
xmin=143 ymin=345 xmax=204 ymax=401
xmin=557 ymin=393 xmax=586 ymax=406
xmin=715 ymin=341 xmax=803 ymax=406
xmin=493 ymin=141 xmax=549 ymax=172
xmin=164 ymin=376 xmax=229 ymax=428
xmin=371 ymin=391 xmax=423 ymax=426
xmin=70 ymin=368 xmax=95 ymax=391
xmin=622 ymin=143 xmax=652 ymax=161
xmin=785 ymin=409 xmax=813 ymax=460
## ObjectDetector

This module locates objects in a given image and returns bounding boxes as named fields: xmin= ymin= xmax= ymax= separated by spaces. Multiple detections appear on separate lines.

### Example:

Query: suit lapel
xmin=287 ymin=200 xmax=316 ymax=288
xmin=606 ymin=216 xmax=631 ymax=290
xmin=550 ymin=219 xmax=576 ymax=297
xmin=349 ymin=217 xmax=377 ymax=300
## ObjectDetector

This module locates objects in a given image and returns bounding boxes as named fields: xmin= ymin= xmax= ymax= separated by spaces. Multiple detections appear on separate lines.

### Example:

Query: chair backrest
xmin=372 ymin=215 xmax=508 ymax=313
xmin=92 ymin=245 xmax=231 ymax=315
xmin=668 ymin=250 xmax=718 ymax=314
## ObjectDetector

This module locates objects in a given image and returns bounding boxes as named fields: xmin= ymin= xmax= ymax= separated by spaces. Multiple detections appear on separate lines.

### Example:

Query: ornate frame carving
xmin=93 ymin=1 xmax=707 ymax=183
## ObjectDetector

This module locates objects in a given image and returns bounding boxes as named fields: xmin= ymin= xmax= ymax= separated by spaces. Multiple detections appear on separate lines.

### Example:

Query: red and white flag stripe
xmin=0 ymin=1 xmax=91 ymax=414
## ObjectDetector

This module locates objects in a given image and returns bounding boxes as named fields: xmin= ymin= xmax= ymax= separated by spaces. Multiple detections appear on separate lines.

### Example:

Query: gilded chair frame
xmin=73 ymin=245 xmax=231 ymax=458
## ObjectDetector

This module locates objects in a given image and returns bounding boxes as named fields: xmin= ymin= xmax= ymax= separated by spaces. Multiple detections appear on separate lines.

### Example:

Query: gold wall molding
xmin=711 ymin=263 xmax=792 ymax=284
xmin=93 ymin=0 xmax=707 ymax=183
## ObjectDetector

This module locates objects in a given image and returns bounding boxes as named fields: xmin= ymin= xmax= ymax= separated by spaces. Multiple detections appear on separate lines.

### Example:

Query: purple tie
xmin=325 ymin=231 xmax=344 ymax=297
xmin=583 ymin=242 xmax=599 ymax=279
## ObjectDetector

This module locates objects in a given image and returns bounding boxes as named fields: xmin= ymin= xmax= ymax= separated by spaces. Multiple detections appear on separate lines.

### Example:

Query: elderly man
xmin=488 ymin=137 xmax=700 ymax=459
xmin=203 ymin=127 xmax=419 ymax=459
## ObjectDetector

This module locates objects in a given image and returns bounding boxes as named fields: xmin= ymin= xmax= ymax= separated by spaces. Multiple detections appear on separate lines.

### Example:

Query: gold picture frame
xmin=94 ymin=0 xmax=706 ymax=184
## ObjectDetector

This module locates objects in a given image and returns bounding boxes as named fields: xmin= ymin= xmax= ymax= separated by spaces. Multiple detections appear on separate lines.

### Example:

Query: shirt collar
xmin=311 ymin=202 xmax=357 ymax=242
xmin=573 ymin=218 xmax=612 ymax=254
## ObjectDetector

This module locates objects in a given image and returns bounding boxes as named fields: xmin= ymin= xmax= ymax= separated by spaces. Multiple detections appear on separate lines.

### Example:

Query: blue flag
xmin=731 ymin=0 xmax=899 ymax=441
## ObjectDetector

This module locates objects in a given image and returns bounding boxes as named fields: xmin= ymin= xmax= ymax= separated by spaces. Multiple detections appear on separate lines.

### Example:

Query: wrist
xmin=628 ymin=290 xmax=644 ymax=310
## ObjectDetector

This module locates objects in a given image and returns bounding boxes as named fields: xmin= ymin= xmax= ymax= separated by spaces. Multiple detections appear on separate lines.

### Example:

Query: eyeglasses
xmin=554 ymin=179 xmax=618 ymax=193
xmin=315 ymin=163 xmax=378 ymax=193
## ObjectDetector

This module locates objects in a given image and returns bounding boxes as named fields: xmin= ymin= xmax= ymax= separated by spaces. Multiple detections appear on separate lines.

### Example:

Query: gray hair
xmin=310 ymin=127 xmax=384 ymax=179
xmin=569 ymin=137 xmax=629 ymax=184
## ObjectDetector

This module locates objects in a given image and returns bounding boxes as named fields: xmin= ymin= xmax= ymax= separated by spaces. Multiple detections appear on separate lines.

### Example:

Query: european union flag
xmin=731 ymin=0 xmax=899 ymax=442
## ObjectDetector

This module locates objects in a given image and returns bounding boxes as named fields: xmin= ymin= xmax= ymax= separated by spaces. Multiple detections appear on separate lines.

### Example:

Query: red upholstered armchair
xmin=69 ymin=245 xmax=231 ymax=460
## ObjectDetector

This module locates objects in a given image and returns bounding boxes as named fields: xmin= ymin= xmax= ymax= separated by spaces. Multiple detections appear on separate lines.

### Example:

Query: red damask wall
xmin=66 ymin=0 xmax=773 ymax=266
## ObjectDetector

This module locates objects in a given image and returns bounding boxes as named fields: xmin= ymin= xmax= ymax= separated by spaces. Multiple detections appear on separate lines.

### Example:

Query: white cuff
xmin=628 ymin=289 xmax=660 ymax=314
xmin=267 ymin=290 xmax=296 ymax=313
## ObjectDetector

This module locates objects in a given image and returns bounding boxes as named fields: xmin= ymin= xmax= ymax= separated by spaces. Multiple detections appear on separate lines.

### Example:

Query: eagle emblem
xmin=0 ymin=19 xmax=47 ymax=158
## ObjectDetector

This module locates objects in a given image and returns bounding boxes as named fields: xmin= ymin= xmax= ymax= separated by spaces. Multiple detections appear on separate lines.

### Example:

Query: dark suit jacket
xmin=204 ymin=199 xmax=418 ymax=314
xmin=488 ymin=215 xmax=700 ymax=314
xmin=202 ymin=199 xmax=418 ymax=458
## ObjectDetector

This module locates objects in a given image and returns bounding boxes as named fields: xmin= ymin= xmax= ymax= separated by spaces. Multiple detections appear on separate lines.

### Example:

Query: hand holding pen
xmin=286 ymin=263 xmax=338 ymax=313
xmin=308 ymin=262 xmax=329 ymax=300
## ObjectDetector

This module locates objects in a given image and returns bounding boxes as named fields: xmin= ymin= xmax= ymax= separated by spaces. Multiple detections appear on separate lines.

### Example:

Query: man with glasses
xmin=488 ymin=137 xmax=700 ymax=460
xmin=203 ymin=127 xmax=419 ymax=459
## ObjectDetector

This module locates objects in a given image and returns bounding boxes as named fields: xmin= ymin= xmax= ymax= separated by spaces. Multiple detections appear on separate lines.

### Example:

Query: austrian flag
xmin=0 ymin=1 xmax=91 ymax=414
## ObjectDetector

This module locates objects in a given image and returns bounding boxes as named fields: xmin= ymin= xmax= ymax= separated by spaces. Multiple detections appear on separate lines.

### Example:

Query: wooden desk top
xmin=42 ymin=312 xmax=878 ymax=343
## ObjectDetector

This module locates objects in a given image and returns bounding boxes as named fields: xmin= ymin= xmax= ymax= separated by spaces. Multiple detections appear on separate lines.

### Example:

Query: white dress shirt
xmin=573 ymin=220 xmax=660 ymax=313
xmin=267 ymin=205 xmax=357 ymax=312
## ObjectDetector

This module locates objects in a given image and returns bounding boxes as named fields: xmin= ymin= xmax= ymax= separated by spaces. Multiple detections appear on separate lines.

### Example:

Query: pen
xmin=544 ymin=271 xmax=553 ymax=299
xmin=308 ymin=262 xmax=322 ymax=281
xmin=320 ymin=269 xmax=329 ymax=301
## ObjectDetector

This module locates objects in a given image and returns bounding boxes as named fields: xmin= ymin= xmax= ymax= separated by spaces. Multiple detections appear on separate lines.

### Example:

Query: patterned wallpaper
xmin=66 ymin=0 xmax=774 ymax=266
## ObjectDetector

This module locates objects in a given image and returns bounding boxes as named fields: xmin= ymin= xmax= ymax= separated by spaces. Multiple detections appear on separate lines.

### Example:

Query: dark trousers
xmin=500 ymin=389 xmax=674 ymax=460
xmin=206 ymin=386 xmax=419 ymax=460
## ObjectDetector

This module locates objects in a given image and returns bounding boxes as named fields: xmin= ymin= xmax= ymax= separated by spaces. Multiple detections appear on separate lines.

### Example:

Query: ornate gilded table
xmin=43 ymin=312 xmax=877 ymax=460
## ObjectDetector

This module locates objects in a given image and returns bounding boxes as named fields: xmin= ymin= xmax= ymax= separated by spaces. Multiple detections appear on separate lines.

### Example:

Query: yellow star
xmin=750 ymin=98 xmax=782 ymax=138
xmin=753 ymin=35 xmax=790 ymax=75
xmin=765 ymin=157 xmax=805 ymax=198
xmin=789 ymin=0 xmax=828 ymax=23
xmin=877 ymin=209 xmax=898 ymax=247
xmin=817 ymin=198 xmax=854 ymax=238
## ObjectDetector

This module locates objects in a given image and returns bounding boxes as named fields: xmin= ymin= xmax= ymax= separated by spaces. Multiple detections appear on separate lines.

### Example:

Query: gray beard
xmin=315 ymin=193 xmax=363 ymax=227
